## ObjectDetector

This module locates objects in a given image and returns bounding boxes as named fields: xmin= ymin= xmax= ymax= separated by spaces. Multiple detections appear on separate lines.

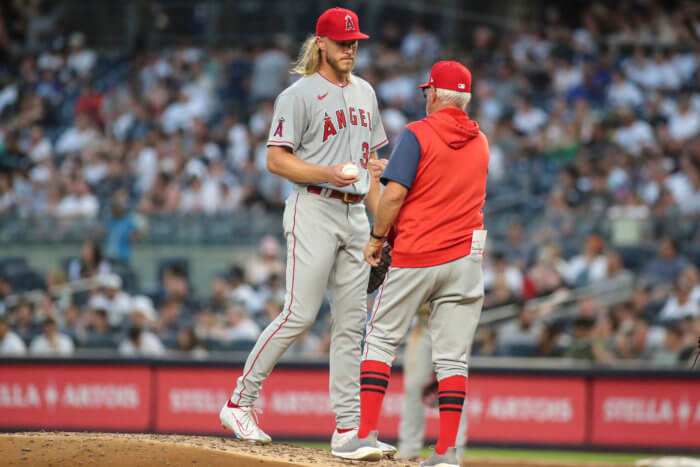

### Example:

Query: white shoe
xmin=331 ymin=428 xmax=397 ymax=457
xmin=219 ymin=402 xmax=271 ymax=444
xmin=331 ymin=430 xmax=382 ymax=461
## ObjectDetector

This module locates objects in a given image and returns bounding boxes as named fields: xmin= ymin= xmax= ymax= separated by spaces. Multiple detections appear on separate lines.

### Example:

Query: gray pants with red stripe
xmin=231 ymin=189 xmax=370 ymax=429
xmin=399 ymin=315 xmax=468 ymax=458
xmin=364 ymin=251 xmax=485 ymax=381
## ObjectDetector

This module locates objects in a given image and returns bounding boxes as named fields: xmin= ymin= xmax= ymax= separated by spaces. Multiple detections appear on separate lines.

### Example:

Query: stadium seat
xmin=617 ymin=245 xmax=655 ymax=272
xmin=0 ymin=257 xmax=28 ymax=276
xmin=500 ymin=342 xmax=538 ymax=357
xmin=80 ymin=335 xmax=117 ymax=349
xmin=9 ymin=270 xmax=46 ymax=292
xmin=218 ymin=339 xmax=256 ymax=352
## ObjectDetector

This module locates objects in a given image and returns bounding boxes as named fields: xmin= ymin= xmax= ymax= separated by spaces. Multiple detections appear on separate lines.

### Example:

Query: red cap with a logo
xmin=419 ymin=61 xmax=472 ymax=93
xmin=316 ymin=7 xmax=369 ymax=41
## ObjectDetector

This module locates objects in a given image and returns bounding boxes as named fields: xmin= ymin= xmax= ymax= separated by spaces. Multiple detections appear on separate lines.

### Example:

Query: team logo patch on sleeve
xmin=273 ymin=117 xmax=285 ymax=137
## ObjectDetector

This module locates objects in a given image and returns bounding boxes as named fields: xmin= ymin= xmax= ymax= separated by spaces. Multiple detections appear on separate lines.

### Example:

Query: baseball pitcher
xmin=219 ymin=7 xmax=395 ymax=457
xmin=332 ymin=61 xmax=488 ymax=467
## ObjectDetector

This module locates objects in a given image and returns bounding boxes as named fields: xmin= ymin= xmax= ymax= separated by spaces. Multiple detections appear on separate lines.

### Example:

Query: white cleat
xmin=219 ymin=402 xmax=271 ymax=444
xmin=331 ymin=427 xmax=397 ymax=457
xmin=331 ymin=430 xmax=383 ymax=461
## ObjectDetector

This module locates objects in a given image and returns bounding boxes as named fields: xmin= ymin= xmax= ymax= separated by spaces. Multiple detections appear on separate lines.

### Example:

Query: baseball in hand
xmin=342 ymin=163 xmax=359 ymax=178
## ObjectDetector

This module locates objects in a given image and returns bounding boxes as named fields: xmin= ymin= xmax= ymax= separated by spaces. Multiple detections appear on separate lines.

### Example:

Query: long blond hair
xmin=292 ymin=35 xmax=322 ymax=76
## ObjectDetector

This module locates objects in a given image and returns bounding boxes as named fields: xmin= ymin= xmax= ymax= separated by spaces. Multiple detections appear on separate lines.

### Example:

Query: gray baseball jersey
xmin=267 ymin=72 xmax=388 ymax=194
xmin=230 ymin=71 xmax=388 ymax=431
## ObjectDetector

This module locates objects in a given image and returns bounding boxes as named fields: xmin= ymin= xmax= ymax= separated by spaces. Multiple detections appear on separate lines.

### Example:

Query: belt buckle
xmin=343 ymin=192 xmax=352 ymax=203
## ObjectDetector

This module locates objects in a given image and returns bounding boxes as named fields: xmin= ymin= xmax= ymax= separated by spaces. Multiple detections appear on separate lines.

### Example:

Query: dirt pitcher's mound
xmin=0 ymin=432 xmax=633 ymax=467
xmin=0 ymin=432 xmax=413 ymax=467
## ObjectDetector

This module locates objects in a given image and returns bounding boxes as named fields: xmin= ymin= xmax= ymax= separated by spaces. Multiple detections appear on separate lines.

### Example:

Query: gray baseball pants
xmin=399 ymin=315 xmax=468 ymax=458
xmin=231 ymin=188 xmax=370 ymax=429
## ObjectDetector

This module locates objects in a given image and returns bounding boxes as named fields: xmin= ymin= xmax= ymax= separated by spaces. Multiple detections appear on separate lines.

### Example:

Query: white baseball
xmin=342 ymin=163 xmax=359 ymax=177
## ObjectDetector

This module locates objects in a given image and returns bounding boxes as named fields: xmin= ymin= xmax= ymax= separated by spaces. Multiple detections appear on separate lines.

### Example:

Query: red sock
xmin=357 ymin=360 xmax=391 ymax=438
xmin=435 ymin=375 xmax=466 ymax=455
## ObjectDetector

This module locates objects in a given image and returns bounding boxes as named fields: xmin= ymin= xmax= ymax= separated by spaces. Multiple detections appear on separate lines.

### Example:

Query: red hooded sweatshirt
xmin=389 ymin=107 xmax=489 ymax=268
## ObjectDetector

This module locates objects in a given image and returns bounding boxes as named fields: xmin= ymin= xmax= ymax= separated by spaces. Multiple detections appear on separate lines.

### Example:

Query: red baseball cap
xmin=419 ymin=61 xmax=472 ymax=93
xmin=316 ymin=7 xmax=369 ymax=41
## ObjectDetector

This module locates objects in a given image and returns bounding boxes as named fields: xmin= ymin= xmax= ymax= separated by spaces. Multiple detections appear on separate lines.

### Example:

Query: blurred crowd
xmin=0 ymin=235 xmax=310 ymax=359
xmin=1 ymin=1 xmax=699 ymax=365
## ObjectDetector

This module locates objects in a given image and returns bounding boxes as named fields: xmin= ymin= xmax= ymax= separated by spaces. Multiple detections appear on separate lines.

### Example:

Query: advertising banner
xmin=154 ymin=366 xmax=407 ymax=437
xmin=592 ymin=378 xmax=700 ymax=447
xmin=155 ymin=368 xmax=587 ymax=443
xmin=2 ymin=362 xmax=698 ymax=449
xmin=463 ymin=375 xmax=587 ymax=444
xmin=0 ymin=364 xmax=151 ymax=431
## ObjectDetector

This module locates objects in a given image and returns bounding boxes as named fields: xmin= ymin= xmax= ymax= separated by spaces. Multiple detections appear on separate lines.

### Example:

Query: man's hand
xmin=368 ymin=158 xmax=388 ymax=180
xmin=364 ymin=239 xmax=383 ymax=266
xmin=327 ymin=164 xmax=360 ymax=187
xmin=366 ymin=243 xmax=392 ymax=292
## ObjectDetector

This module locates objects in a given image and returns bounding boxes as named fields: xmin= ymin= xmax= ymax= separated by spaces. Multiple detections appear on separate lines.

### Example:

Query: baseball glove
xmin=367 ymin=244 xmax=392 ymax=294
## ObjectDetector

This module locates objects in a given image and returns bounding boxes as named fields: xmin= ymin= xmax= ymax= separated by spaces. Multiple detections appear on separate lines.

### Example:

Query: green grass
xmin=461 ymin=448 xmax=651 ymax=463
xmin=291 ymin=442 xmax=658 ymax=464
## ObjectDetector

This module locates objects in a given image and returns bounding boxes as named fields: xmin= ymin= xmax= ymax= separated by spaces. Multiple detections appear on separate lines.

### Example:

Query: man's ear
xmin=316 ymin=36 xmax=325 ymax=52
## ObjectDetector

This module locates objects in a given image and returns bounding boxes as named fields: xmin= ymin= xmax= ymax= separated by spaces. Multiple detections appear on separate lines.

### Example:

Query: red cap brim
xmin=418 ymin=82 xmax=430 ymax=88
xmin=324 ymin=31 xmax=370 ymax=41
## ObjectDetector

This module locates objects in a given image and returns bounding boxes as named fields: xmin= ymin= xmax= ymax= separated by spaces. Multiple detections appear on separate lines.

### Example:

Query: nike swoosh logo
xmin=234 ymin=416 xmax=253 ymax=437
xmin=317 ymin=92 xmax=328 ymax=100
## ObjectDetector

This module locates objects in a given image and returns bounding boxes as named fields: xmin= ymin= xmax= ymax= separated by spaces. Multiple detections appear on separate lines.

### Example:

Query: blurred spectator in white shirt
xmin=179 ymin=171 xmax=220 ymax=215
xmin=225 ymin=304 xmax=261 ymax=341
xmin=496 ymin=305 xmax=543 ymax=355
xmin=512 ymin=97 xmax=547 ymax=135
xmin=651 ymin=324 xmax=684 ymax=366
xmin=377 ymin=70 xmax=418 ymax=108
xmin=176 ymin=326 xmax=208 ymax=359
xmin=484 ymin=252 xmax=523 ymax=300
xmin=668 ymin=96 xmax=699 ymax=142
xmin=89 ymin=274 xmax=131 ymax=327
xmin=0 ymin=315 xmax=26 ymax=356
xmin=604 ymin=250 xmax=634 ymax=283
xmin=54 ymin=176 xmax=99 ymax=219
xmin=607 ymin=71 xmax=643 ymax=109
xmin=55 ymin=113 xmax=100 ymax=155
xmin=119 ymin=326 xmax=165 ymax=357
xmin=30 ymin=317 xmax=74 ymax=356
xmin=226 ymin=114 xmax=251 ymax=170
xmin=67 ymin=32 xmax=97 ymax=78
xmin=624 ymin=47 xmax=655 ymax=90
xmin=161 ymin=90 xmax=194 ymax=134
xmin=553 ymin=59 xmax=582 ymax=95
xmin=246 ymin=236 xmax=285 ymax=287
xmin=26 ymin=124 xmax=53 ymax=162
xmin=68 ymin=239 xmax=111 ymax=281
xmin=659 ymin=271 xmax=700 ymax=322
xmin=250 ymin=38 xmax=291 ymax=101
xmin=400 ymin=23 xmax=440 ymax=64
xmin=194 ymin=309 xmax=226 ymax=342
xmin=648 ymin=49 xmax=681 ymax=91
xmin=565 ymin=234 xmax=608 ymax=286
xmin=381 ymin=107 xmax=408 ymax=146
xmin=225 ymin=266 xmax=263 ymax=313
xmin=613 ymin=107 xmax=655 ymax=156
